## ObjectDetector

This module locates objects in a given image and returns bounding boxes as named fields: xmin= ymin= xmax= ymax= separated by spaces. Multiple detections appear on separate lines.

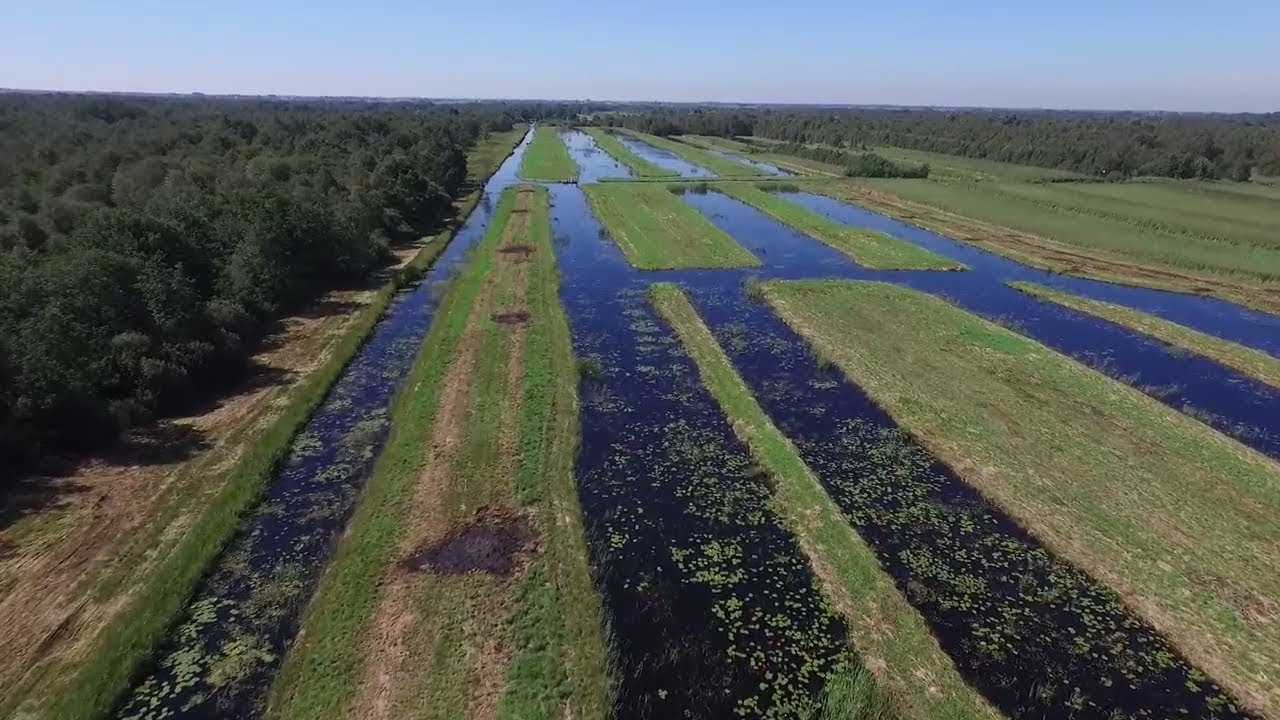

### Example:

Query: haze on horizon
xmin=5 ymin=0 xmax=1278 ymax=113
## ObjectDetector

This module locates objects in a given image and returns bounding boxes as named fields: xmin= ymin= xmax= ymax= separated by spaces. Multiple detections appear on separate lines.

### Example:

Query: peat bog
xmin=28 ymin=121 xmax=1280 ymax=720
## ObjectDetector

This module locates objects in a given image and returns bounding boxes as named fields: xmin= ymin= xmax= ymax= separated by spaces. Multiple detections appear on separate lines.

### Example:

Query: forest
xmin=595 ymin=107 xmax=1280 ymax=180
xmin=0 ymin=95 xmax=581 ymax=475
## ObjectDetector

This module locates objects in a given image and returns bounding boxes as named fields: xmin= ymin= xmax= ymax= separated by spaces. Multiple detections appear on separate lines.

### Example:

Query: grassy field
xmin=762 ymin=279 xmax=1280 ymax=718
xmin=580 ymin=127 xmax=675 ymax=177
xmin=813 ymin=180 xmax=1280 ymax=314
xmin=583 ymin=182 xmax=760 ymax=269
xmin=0 ymin=128 xmax=526 ymax=720
xmin=1011 ymin=281 xmax=1280 ymax=389
xmin=519 ymin=126 xmax=579 ymax=182
xmin=745 ymin=137 xmax=1084 ymax=182
xmin=616 ymin=129 xmax=768 ymax=177
xmin=268 ymin=185 xmax=609 ymax=720
xmin=842 ymin=179 xmax=1280 ymax=282
xmin=649 ymin=283 xmax=999 ymax=720
xmin=680 ymin=136 xmax=838 ymax=176
xmin=711 ymin=182 xmax=963 ymax=270
xmin=868 ymin=146 xmax=1087 ymax=182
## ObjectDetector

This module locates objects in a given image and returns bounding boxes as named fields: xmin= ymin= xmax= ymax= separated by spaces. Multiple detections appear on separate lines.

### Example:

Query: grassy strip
xmin=265 ymin=189 xmax=518 ymax=719
xmin=268 ymin=186 xmax=608 ymax=719
xmin=41 ymin=129 xmax=525 ymax=720
xmin=762 ymin=279 xmax=1280 ymax=718
xmin=583 ymin=183 xmax=760 ymax=269
xmin=520 ymin=126 xmax=579 ymax=183
xmin=581 ymin=127 xmax=675 ymax=177
xmin=617 ymin=129 xmax=768 ymax=177
xmin=649 ymin=283 xmax=998 ymax=720
xmin=1011 ymin=281 xmax=1280 ymax=390
xmin=497 ymin=187 xmax=610 ymax=718
xmin=811 ymin=181 xmax=1280 ymax=315
xmin=714 ymin=183 xmax=963 ymax=270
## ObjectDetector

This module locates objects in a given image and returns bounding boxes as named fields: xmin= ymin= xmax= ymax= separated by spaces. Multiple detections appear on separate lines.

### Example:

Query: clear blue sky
xmin=4 ymin=0 xmax=1278 ymax=112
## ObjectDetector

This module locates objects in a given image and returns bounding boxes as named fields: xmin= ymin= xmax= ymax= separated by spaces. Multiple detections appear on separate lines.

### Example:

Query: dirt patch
xmin=491 ymin=311 xmax=530 ymax=326
xmin=402 ymin=508 xmax=535 ymax=577
xmin=498 ymin=244 xmax=535 ymax=260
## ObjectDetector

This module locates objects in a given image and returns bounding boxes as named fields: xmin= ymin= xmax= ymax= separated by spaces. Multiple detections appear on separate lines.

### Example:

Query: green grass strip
xmin=520 ymin=126 xmax=579 ymax=183
xmin=618 ymin=129 xmax=768 ymax=177
xmin=39 ymin=130 xmax=526 ymax=720
xmin=761 ymin=279 xmax=1280 ymax=717
xmin=497 ymin=187 xmax=611 ymax=719
xmin=1010 ymin=281 xmax=1280 ymax=390
xmin=714 ymin=183 xmax=963 ymax=270
xmin=581 ymin=127 xmax=676 ymax=178
xmin=583 ymin=183 xmax=760 ymax=270
xmin=648 ymin=283 xmax=998 ymax=720
xmin=265 ymin=189 xmax=519 ymax=719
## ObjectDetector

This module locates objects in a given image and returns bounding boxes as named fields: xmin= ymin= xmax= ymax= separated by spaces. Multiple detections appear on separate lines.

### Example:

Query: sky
xmin=4 ymin=0 xmax=1278 ymax=112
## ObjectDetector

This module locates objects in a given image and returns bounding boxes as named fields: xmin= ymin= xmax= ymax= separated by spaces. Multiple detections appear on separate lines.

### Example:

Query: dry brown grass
xmin=817 ymin=182 xmax=1280 ymax=315
xmin=0 ymin=282 xmax=378 ymax=709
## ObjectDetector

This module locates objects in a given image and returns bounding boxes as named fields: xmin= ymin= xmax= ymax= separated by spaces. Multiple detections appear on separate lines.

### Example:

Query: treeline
xmin=749 ymin=141 xmax=930 ymax=178
xmin=594 ymin=108 xmax=1280 ymax=180
xmin=0 ymin=94 xmax=571 ymax=473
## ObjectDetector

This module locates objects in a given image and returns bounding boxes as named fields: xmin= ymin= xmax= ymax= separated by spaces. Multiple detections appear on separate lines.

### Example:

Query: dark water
xmin=783 ymin=191 xmax=1280 ymax=358
xmin=684 ymin=281 xmax=1253 ymax=720
xmin=548 ymin=185 xmax=847 ymax=718
xmin=113 ymin=129 xmax=536 ymax=720
xmin=549 ymin=179 xmax=1273 ymax=717
xmin=562 ymin=128 xmax=633 ymax=183
xmin=678 ymin=190 xmax=1280 ymax=460
xmin=557 ymin=182 xmax=1272 ymax=718
xmin=615 ymin=134 xmax=715 ymax=178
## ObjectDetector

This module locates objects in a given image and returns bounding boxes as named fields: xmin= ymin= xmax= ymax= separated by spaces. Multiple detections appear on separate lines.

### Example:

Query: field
xmin=615 ymin=129 xmax=769 ymax=177
xmin=0 ymin=127 xmax=527 ymax=720
xmin=827 ymin=179 xmax=1280 ymax=283
xmin=9 ymin=107 xmax=1280 ymax=720
xmin=760 ymin=279 xmax=1280 ymax=717
xmin=710 ymin=182 xmax=963 ymax=270
xmin=1012 ymin=281 xmax=1280 ymax=389
xmin=519 ymin=126 xmax=579 ymax=182
xmin=269 ymin=185 xmax=608 ymax=720
xmin=581 ymin=127 xmax=675 ymax=177
xmin=812 ymin=179 xmax=1280 ymax=313
xmin=582 ymin=182 xmax=760 ymax=269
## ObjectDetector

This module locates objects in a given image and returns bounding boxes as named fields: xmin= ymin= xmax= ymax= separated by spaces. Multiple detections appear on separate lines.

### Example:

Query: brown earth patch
xmin=499 ymin=244 xmax=535 ymax=261
xmin=491 ymin=310 xmax=531 ymax=325
xmin=402 ymin=507 xmax=535 ymax=577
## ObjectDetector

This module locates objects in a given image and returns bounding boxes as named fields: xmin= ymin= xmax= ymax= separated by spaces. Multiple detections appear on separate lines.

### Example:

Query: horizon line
xmin=2 ymin=86 xmax=1277 ymax=117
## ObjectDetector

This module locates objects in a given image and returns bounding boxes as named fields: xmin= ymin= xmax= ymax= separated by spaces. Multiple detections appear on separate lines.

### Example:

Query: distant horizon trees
xmin=592 ymin=107 xmax=1280 ymax=181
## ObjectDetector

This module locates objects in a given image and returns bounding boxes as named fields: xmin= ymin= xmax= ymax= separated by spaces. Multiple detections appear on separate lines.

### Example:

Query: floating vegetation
xmin=109 ymin=141 xmax=535 ymax=720
xmin=694 ymin=286 xmax=1257 ymax=720
xmin=550 ymin=196 xmax=848 ymax=718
